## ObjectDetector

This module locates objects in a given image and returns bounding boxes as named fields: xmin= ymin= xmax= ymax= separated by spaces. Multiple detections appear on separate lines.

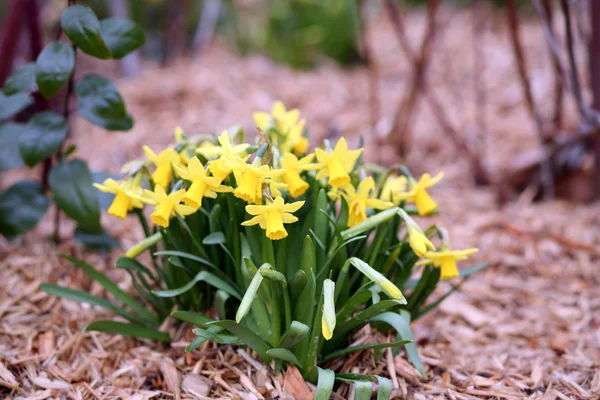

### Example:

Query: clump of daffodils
xmin=75 ymin=101 xmax=484 ymax=396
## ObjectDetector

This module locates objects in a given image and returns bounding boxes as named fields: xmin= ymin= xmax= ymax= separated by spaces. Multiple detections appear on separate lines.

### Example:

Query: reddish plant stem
xmin=0 ymin=0 xmax=24 ymax=87
xmin=385 ymin=0 xmax=491 ymax=185
xmin=506 ymin=0 xmax=554 ymax=199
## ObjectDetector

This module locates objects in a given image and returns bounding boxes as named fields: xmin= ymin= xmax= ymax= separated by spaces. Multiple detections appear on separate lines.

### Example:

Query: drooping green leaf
xmin=266 ymin=348 xmax=300 ymax=366
xmin=278 ymin=321 xmax=309 ymax=349
xmin=376 ymin=376 xmax=392 ymax=400
xmin=59 ymin=254 xmax=158 ymax=325
xmin=171 ymin=311 xmax=215 ymax=328
xmin=208 ymin=320 xmax=273 ymax=362
xmin=83 ymin=320 xmax=170 ymax=342
xmin=19 ymin=111 xmax=66 ymax=167
xmin=99 ymin=18 xmax=145 ymax=59
xmin=49 ymin=159 xmax=101 ymax=233
xmin=185 ymin=325 xmax=224 ymax=352
xmin=3 ymin=63 xmax=36 ymax=95
xmin=75 ymin=74 xmax=133 ymax=131
xmin=116 ymin=256 xmax=154 ymax=278
xmin=351 ymin=380 xmax=373 ymax=400
xmin=202 ymin=231 xmax=226 ymax=245
xmin=61 ymin=5 xmax=111 ymax=59
xmin=192 ymin=328 xmax=239 ymax=345
xmin=370 ymin=312 xmax=426 ymax=377
xmin=0 ymin=181 xmax=49 ymax=236
xmin=319 ymin=340 xmax=411 ymax=363
xmin=35 ymin=41 xmax=75 ymax=98
xmin=153 ymin=270 xmax=241 ymax=300
xmin=0 ymin=123 xmax=25 ymax=170
xmin=74 ymin=226 xmax=119 ymax=252
xmin=313 ymin=368 xmax=335 ymax=400
xmin=0 ymin=92 xmax=33 ymax=120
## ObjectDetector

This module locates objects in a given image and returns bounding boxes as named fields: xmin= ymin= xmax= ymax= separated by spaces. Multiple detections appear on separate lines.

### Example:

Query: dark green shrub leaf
xmin=19 ymin=111 xmax=67 ymax=167
xmin=74 ymin=226 xmax=119 ymax=252
xmin=99 ymin=18 xmax=145 ymax=59
xmin=0 ymin=123 xmax=26 ymax=171
xmin=49 ymin=159 xmax=101 ymax=233
xmin=83 ymin=320 xmax=170 ymax=342
xmin=3 ymin=63 xmax=36 ymax=95
xmin=0 ymin=92 xmax=33 ymax=120
xmin=61 ymin=5 xmax=111 ymax=59
xmin=36 ymin=42 xmax=75 ymax=98
xmin=75 ymin=74 xmax=133 ymax=130
xmin=0 ymin=181 xmax=49 ymax=236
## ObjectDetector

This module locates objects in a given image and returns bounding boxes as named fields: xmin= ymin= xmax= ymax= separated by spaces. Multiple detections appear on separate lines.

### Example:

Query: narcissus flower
xmin=416 ymin=246 xmax=478 ymax=280
xmin=280 ymin=119 xmax=309 ymax=155
xmin=392 ymin=173 xmax=444 ymax=216
xmin=253 ymin=100 xmax=300 ymax=135
xmin=93 ymin=175 xmax=143 ymax=219
xmin=381 ymin=175 xmax=408 ymax=205
xmin=407 ymin=225 xmax=435 ymax=257
xmin=315 ymin=137 xmax=362 ymax=188
xmin=143 ymin=146 xmax=183 ymax=189
xmin=175 ymin=156 xmax=232 ymax=209
xmin=342 ymin=177 xmax=393 ymax=227
xmin=232 ymin=158 xmax=286 ymax=204
xmin=321 ymin=279 xmax=336 ymax=340
xmin=279 ymin=153 xmax=319 ymax=198
xmin=241 ymin=197 xmax=304 ymax=240
xmin=201 ymin=131 xmax=250 ymax=179
xmin=137 ymin=185 xmax=196 ymax=228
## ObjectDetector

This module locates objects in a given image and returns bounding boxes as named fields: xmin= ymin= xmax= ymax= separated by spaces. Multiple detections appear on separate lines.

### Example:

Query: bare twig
xmin=357 ymin=0 xmax=380 ymax=139
xmin=384 ymin=0 xmax=491 ymax=185
xmin=589 ymin=0 xmax=600 ymax=197
xmin=0 ymin=0 xmax=24 ymax=87
xmin=506 ymin=0 xmax=554 ymax=199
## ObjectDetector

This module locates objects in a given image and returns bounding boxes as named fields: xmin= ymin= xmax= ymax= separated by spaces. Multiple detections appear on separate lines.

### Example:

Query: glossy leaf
xmin=203 ymin=231 xmax=226 ymax=245
xmin=0 ymin=123 xmax=25 ymax=171
xmin=35 ymin=41 xmax=75 ymax=98
xmin=83 ymin=320 xmax=170 ymax=342
xmin=266 ymin=348 xmax=300 ymax=366
xmin=19 ymin=111 xmax=66 ymax=167
xmin=0 ymin=92 xmax=33 ymax=120
xmin=3 ymin=63 xmax=36 ymax=95
xmin=314 ymin=368 xmax=335 ymax=400
xmin=61 ymin=5 xmax=111 ymax=59
xmin=153 ymin=270 xmax=241 ymax=300
xmin=99 ymin=18 xmax=145 ymax=58
xmin=0 ymin=181 xmax=49 ymax=236
xmin=74 ymin=226 xmax=119 ymax=252
xmin=171 ymin=311 xmax=215 ymax=328
xmin=208 ymin=320 xmax=273 ymax=362
xmin=75 ymin=74 xmax=133 ymax=131
xmin=49 ymin=159 xmax=101 ymax=233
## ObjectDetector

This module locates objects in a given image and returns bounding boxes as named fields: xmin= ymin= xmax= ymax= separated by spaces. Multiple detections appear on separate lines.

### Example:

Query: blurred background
xmin=2 ymin=1 xmax=600 ymax=398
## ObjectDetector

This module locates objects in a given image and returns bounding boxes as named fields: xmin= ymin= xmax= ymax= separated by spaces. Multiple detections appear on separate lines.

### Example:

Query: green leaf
xmin=314 ymin=368 xmax=335 ymax=400
xmin=266 ymin=348 xmax=300 ymax=366
xmin=0 ymin=181 xmax=49 ymax=236
xmin=278 ymin=321 xmax=309 ymax=349
xmin=83 ymin=320 xmax=170 ymax=342
xmin=208 ymin=320 xmax=273 ymax=363
xmin=376 ymin=376 xmax=392 ymax=400
xmin=35 ymin=41 xmax=75 ymax=98
xmin=192 ymin=328 xmax=239 ymax=345
xmin=370 ymin=312 xmax=426 ymax=378
xmin=171 ymin=311 xmax=215 ymax=328
xmin=49 ymin=159 xmax=101 ymax=233
xmin=116 ymin=257 xmax=154 ymax=278
xmin=59 ymin=254 xmax=158 ymax=325
xmin=320 ymin=340 xmax=411 ymax=363
xmin=3 ymin=63 xmax=36 ymax=95
xmin=19 ymin=111 xmax=67 ymax=167
xmin=74 ymin=226 xmax=119 ymax=252
xmin=0 ymin=123 xmax=25 ymax=171
xmin=61 ymin=5 xmax=111 ymax=59
xmin=39 ymin=283 xmax=148 ymax=325
xmin=153 ymin=270 xmax=241 ymax=300
xmin=202 ymin=231 xmax=226 ymax=245
xmin=185 ymin=326 xmax=224 ymax=352
xmin=75 ymin=74 xmax=133 ymax=131
xmin=154 ymin=250 xmax=216 ymax=269
xmin=99 ymin=18 xmax=145 ymax=59
xmin=352 ymin=380 xmax=373 ymax=400
xmin=0 ymin=92 xmax=33 ymax=120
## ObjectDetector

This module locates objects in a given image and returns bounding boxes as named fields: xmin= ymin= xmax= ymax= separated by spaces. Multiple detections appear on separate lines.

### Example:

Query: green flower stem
xmin=135 ymin=209 xmax=161 ymax=271
xmin=270 ymin=282 xmax=281 ymax=347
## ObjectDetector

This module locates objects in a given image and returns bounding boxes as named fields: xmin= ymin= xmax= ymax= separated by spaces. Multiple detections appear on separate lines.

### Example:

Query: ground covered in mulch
xmin=2 ymin=9 xmax=600 ymax=400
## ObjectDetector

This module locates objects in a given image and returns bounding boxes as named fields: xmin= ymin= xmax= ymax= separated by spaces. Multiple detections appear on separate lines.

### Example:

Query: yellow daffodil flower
xmin=253 ymin=100 xmax=300 ymax=134
xmin=381 ymin=175 xmax=408 ymax=205
xmin=93 ymin=175 xmax=143 ymax=219
xmin=241 ymin=196 xmax=304 ymax=240
xmin=174 ymin=156 xmax=233 ymax=209
xmin=315 ymin=137 xmax=363 ymax=188
xmin=137 ymin=185 xmax=196 ymax=228
xmin=279 ymin=153 xmax=319 ymax=198
xmin=407 ymin=225 xmax=435 ymax=257
xmin=280 ymin=119 xmax=309 ymax=155
xmin=201 ymin=131 xmax=250 ymax=179
xmin=392 ymin=173 xmax=444 ymax=216
xmin=342 ymin=177 xmax=393 ymax=227
xmin=143 ymin=146 xmax=183 ymax=189
xmin=174 ymin=126 xmax=185 ymax=143
xmin=416 ymin=246 xmax=479 ymax=280
xmin=232 ymin=158 xmax=286 ymax=204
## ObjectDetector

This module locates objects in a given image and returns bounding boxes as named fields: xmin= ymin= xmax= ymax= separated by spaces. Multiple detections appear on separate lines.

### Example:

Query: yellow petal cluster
xmin=416 ymin=246 xmax=479 ymax=280
xmin=241 ymin=197 xmax=304 ymax=240
xmin=341 ymin=177 xmax=393 ymax=227
xmin=315 ymin=138 xmax=362 ymax=188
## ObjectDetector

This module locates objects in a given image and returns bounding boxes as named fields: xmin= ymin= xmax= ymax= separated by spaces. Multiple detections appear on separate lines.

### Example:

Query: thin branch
xmin=506 ymin=0 xmax=554 ymax=199
xmin=0 ymin=0 xmax=24 ymax=86
xmin=357 ymin=0 xmax=380 ymax=140
xmin=384 ymin=0 xmax=491 ymax=185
